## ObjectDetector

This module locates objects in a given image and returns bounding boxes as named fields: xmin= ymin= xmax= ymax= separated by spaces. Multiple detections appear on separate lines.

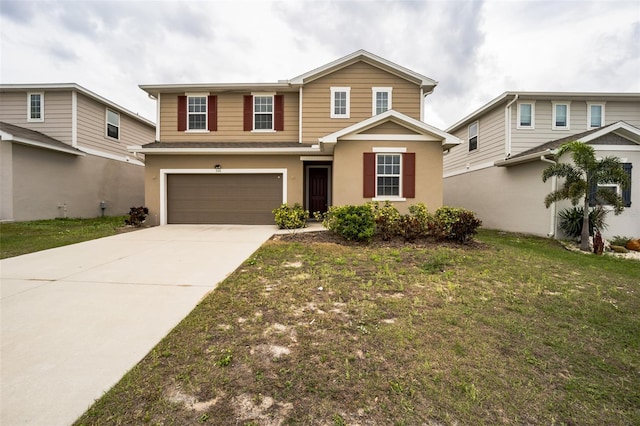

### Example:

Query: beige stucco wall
xmin=332 ymin=140 xmax=444 ymax=214
xmin=4 ymin=142 xmax=144 ymax=221
xmin=142 ymin=154 xmax=305 ymax=226
xmin=444 ymin=161 xmax=552 ymax=236
xmin=1 ymin=141 xmax=13 ymax=221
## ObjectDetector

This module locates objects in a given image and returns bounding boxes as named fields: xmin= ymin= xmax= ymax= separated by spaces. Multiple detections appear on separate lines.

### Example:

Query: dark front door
xmin=308 ymin=167 xmax=329 ymax=214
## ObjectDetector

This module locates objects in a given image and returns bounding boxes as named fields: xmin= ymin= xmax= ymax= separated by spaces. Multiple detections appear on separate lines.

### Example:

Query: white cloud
xmin=1 ymin=0 xmax=638 ymax=129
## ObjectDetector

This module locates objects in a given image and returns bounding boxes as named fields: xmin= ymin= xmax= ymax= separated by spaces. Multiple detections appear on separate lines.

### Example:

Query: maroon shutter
xmin=363 ymin=153 xmax=376 ymax=198
xmin=243 ymin=95 xmax=253 ymax=131
xmin=207 ymin=95 xmax=217 ymax=131
xmin=403 ymin=152 xmax=416 ymax=198
xmin=274 ymin=94 xmax=284 ymax=131
xmin=177 ymin=95 xmax=187 ymax=131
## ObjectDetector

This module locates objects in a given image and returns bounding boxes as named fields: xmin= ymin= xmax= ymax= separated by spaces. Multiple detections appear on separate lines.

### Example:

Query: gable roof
xmin=447 ymin=91 xmax=640 ymax=133
xmin=140 ymin=50 xmax=438 ymax=97
xmin=495 ymin=121 xmax=640 ymax=167
xmin=318 ymin=110 xmax=460 ymax=150
xmin=0 ymin=122 xmax=85 ymax=156
xmin=0 ymin=83 xmax=155 ymax=127
xmin=289 ymin=50 xmax=438 ymax=91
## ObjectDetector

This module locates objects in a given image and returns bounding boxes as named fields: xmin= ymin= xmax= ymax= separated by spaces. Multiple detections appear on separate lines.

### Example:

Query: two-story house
xmin=443 ymin=92 xmax=640 ymax=238
xmin=130 ymin=50 xmax=459 ymax=226
xmin=0 ymin=83 xmax=155 ymax=222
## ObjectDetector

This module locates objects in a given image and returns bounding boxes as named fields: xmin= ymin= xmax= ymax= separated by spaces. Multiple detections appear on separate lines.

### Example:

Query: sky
xmin=1 ymin=0 xmax=639 ymax=130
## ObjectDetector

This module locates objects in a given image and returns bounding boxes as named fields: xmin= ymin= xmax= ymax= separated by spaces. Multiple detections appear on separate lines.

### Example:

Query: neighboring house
xmin=130 ymin=50 xmax=459 ymax=226
xmin=0 ymin=84 xmax=155 ymax=222
xmin=443 ymin=92 xmax=640 ymax=238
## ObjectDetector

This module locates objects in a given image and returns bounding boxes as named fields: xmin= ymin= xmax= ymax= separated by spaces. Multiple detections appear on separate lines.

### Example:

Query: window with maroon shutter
xmin=243 ymin=95 xmax=253 ymax=131
xmin=177 ymin=95 xmax=187 ymax=131
xmin=402 ymin=152 xmax=415 ymax=198
xmin=363 ymin=153 xmax=376 ymax=197
xmin=274 ymin=95 xmax=284 ymax=131
xmin=207 ymin=95 xmax=217 ymax=131
xmin=364 ymin=151 xmax=416 ymax=198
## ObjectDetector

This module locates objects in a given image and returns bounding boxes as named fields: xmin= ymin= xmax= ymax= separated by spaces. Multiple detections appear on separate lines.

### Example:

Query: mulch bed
xmin=270 ymin=229 xmax=485 ymax=250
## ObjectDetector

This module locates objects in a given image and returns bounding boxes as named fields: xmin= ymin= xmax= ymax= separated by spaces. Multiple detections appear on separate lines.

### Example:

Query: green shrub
xmin=407 ymin=203 xmax=433 ymax=237
xmin=371 ymin=201 xmax=401 ymax=241
xmin=320 ymin=205 xmax=376 ymax=242
xmin=609 ymin=235 xmax=632 ymax=246
xmin=558 ymin=206 xmax=608 ymax=239
xmin=272 ymin=203 xmax=309 ymax=229
xmin=433 ymin=207 xmax=482 ymax=244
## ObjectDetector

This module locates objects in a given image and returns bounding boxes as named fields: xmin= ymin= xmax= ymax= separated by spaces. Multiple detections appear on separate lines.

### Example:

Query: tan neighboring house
xmin=443 ymin=92 xmax=640 ymax=239
xmin=0 ymin=84 xmax=155 ymax=222
xmin=130 ymin=50 xmax=459 ymax=226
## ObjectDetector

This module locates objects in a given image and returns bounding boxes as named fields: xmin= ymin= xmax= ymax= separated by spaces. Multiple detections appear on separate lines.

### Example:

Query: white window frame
xmin=252 ymin=92 xmax=275 ymax=132
xmin=372 ymin=87 xmax=392 ymax=115
xmin=186 ymin=93 xmax=208 ymax=132
xmin=27 ymin=92 xmax=44 ymax=122
xmin=105 ymin=109 xmax=120 ymax=140
xmin=517 ymin=101 xmax=535 ymax=129
xmin=587 ymin=102 xmax=605 ymax=129
xmin=330 ymin=87 xmax=350 ymax=119
xmin=468 ymin=121 xmax=478 ymax=152
xmin=552 ymin=101 xmax=571 ymax=130
xmin=374 ymin=152 xmax=403 ymax=200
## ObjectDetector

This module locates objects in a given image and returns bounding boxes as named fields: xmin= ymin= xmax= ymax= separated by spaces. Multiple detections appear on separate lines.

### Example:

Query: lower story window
xmin=376 ymin=154 xmax=401 ymax=196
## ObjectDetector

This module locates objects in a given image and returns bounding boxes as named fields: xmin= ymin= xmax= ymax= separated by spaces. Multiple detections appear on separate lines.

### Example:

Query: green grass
xmin=0 ymin=216 xmax=129 ymax=259
xmin=75 ymin=229 xmax=640 ymax=425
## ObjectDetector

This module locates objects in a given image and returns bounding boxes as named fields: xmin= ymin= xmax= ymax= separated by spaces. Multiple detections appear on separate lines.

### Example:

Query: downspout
xmin=299 ymin=87 xmax=303 ymax=143
xmin=71 ymin=91 xmax=77 ymax=147
xmin=540 ymin=155 xmax=557 ymax=237
xmin=504 ymin=94 xmax=518 ymax=157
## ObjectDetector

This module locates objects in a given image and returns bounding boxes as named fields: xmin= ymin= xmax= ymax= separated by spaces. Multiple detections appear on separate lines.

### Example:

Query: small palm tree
xmin=542 ymin=141 xmax=629 ymax=251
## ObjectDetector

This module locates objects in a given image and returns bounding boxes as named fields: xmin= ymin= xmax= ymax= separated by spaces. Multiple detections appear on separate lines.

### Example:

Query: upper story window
xmin=27 ymin=92 xmax=44 ymax=122
xmin=178 ymin=95 xmax=217 ymax=132
xmin=254 ymin=95 xmax=274 ymax=130
xmin=106 ymin=109 xmax=120 ymax=139
xmin=517 ymin=102 xmax=535 ymax=129
xmin=372 ymin=87 xmax=392 ymax=115
xmin=552 ymin=102 xmax=570 ymax=130
xmin=243 ymin=94 xmax=283 ymax=131
xmin=188 ymin=95 xmax=207 ymax=130
xmin=330 ymin=87 xmax=350 ymax=118
xmin=468 ymin=121 xmax=478 ymax=151
xmin=587 ymin=103 xmax=605 ymax=129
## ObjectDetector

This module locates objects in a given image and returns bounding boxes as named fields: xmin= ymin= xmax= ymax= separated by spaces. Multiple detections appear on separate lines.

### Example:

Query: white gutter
xmin=504 ymin=94 xmax=518 ymax=156
xmin=128 ymin=146 xmax=322 ymax=155
xmin=540 ymin=154 xmax=557 ymax=238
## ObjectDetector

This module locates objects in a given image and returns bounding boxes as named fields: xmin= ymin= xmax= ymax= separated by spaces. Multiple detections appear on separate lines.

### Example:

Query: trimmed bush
xmin=272 ymin=203 xmax=309 ymax=229
xmin=433 ymin=207 xmax=482 ymax=244
xmin=320 ymin=205 xmax=376 ymax=242
xmin=558 ymin=206 xmax=608 ymax=239
xmin=371 ymin=201 xmax=401 ymax=241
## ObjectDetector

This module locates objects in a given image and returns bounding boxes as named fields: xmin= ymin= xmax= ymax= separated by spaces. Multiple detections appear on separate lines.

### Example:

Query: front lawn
xmin=76 ymin=229 xmax=639 ymax=425
xmin=0 ymin=216 xmax=129 ymax=259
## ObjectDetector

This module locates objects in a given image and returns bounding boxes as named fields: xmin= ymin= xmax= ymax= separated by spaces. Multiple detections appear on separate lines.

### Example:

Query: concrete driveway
xmin=1 ymin=225 xmax=276 ymax=426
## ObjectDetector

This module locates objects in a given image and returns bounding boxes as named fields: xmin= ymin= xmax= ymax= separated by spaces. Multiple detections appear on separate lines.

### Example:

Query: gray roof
xmin=508 ymin=125 xmax=612 ymax=160
xmin=0 ymin=122 xmax=84 ymax=155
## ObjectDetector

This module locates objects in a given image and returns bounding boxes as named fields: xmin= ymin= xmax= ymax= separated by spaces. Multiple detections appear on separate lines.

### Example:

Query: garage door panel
xmin=167 ymin=174 xmax=282 ymax=224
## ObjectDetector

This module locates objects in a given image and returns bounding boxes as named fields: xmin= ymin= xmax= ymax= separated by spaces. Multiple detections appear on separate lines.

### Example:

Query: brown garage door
xmin=167 ymin=173 xmax=283 ymax=224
